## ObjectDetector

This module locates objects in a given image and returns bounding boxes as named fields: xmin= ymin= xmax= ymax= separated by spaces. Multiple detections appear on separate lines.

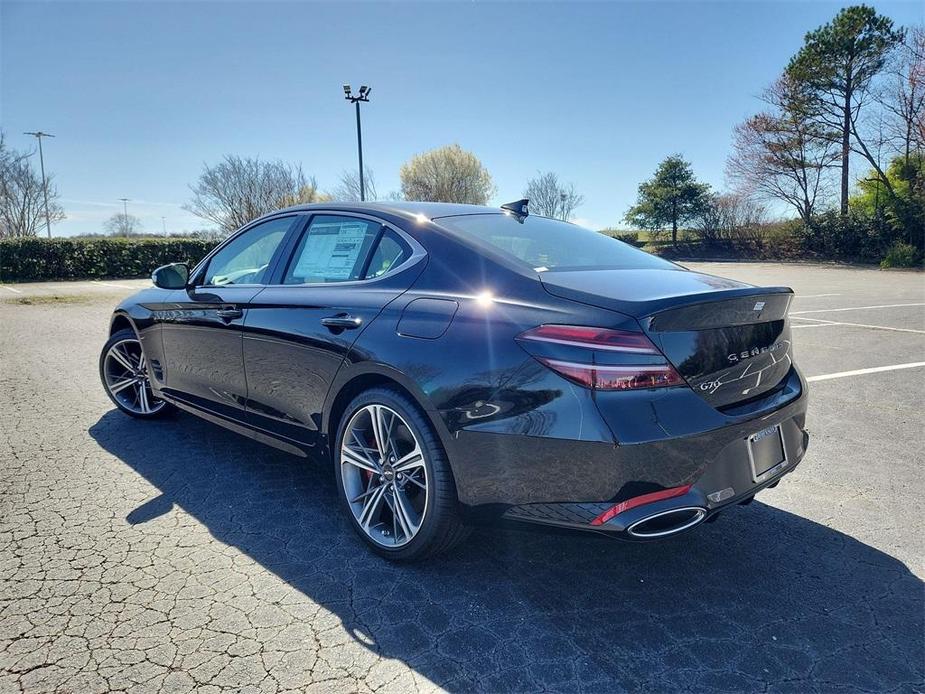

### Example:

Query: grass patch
xmin=8 ymin=294 xmax=91 ymax=306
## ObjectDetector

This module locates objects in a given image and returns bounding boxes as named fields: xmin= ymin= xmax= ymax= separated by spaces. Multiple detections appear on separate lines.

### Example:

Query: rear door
xmin=242 ymin=213 xmax=423 ymax=447
xmin=158 ymin=215 xmax=297 ymax=419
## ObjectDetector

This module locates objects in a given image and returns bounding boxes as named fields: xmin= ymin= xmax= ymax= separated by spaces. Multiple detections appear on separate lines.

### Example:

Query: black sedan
xmin=100 ymin=200 xmax=809 ymax=561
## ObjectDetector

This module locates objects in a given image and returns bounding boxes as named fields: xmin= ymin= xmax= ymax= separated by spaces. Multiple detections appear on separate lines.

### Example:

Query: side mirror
xmin=152 ymin=262 xmax=190 ymax=289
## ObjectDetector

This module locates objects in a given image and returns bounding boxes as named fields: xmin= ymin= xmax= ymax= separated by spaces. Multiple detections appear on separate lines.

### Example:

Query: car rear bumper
xmin=500 ymin=425 xmax=807 ymax=540
xmin=448 ymin=369 xmax=809 ymax=538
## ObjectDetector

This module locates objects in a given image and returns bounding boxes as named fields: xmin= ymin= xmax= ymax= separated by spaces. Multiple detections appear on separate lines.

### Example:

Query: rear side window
xmin=437 ymin=214 xmax=677 ymax=272
xmin=366 ymin=230 xmax=408 ymax=278
xmin=281 ymin=216 xmax=409 ymax=284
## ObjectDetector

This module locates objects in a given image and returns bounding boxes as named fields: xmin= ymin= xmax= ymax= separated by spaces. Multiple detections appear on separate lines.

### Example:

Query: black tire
xmin=334 ymin=387 xmax=471 ymax=561
xmin=99 ymin=328 xmax=175 ymax=419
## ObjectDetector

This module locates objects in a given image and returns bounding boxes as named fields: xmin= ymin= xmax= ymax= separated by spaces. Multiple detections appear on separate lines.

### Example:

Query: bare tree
xmin=399 ymin=144 xmax=495 ymax=204
xmin=695 ymin=193 xmax=770 ymax=249
xmin=878 ymin=26 xmax=925 ymax=163
xmin=104 ymin=212 xmax=143 ymax=237
xmin=0 ymin=133 xmax=65 ymax=238
xmin=328 ymin=168 xmax=377 ymax=202
xmin=184 ymin=155 xmax=323 ymax=233
xmin=728 ymin=77 xmax=838 ymax=224
xmin=523 ymin=171 xmax=584 ymax=220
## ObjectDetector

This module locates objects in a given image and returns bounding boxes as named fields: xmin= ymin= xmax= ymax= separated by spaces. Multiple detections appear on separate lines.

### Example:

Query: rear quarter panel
xmin=325 ymin=237 xmax=622 ymax=504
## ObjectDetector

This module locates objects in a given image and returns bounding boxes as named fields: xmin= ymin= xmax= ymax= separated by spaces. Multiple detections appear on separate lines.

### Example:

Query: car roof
xmin=266 ymin=200 xmax=538 ymax=279
xmin=274 ymin=200 xmax=504 ymax=221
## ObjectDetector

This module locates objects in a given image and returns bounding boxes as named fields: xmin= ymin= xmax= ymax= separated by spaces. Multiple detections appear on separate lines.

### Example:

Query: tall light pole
xmin=118 ymin=198 xmax=130 ymax=236
xmin=23 ymin=131 xmax=55 ymax=238
xmin=162 ymin=216 xmax=167 ymax=236
xmin=343 ymin=84 xmax=371 ymax=201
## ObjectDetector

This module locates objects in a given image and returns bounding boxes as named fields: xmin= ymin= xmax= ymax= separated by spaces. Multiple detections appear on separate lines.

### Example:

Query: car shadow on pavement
xmin=89 ymin=411 xmax=923 ymax=693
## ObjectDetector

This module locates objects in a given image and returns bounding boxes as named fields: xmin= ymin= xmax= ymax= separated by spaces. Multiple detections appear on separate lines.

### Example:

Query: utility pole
xmin=343 ymin=85 xmax=371 ymax=201
xmin=23 ymin=131 xmax=55 ymax=238
xmin=162 ymin=216 xmax=167 ymax=236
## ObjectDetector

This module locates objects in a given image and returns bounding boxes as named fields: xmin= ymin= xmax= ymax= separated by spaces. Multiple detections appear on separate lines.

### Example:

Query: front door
xmin=158 ymin=215 xmax=297 ymax=420
xmin=242 ymin=214 xmax=421 ymax=448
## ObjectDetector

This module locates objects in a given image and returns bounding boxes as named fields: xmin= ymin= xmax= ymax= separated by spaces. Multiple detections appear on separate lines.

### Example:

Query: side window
xmin=282 ymin=216 xmax=381 ymax=284
xmin=204 ymin=217 xmax=293 ymax=286
xmin=366 ymin=230 xmax=409 ymax=278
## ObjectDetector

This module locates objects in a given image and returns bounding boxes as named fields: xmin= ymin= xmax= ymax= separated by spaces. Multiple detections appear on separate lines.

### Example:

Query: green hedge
xmin=0 ymin=237 xmax=218 ymax=282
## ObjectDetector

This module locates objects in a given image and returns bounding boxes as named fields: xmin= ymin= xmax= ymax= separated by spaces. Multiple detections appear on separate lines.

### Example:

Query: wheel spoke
xmin=369 ymin=405 xmax=390 ymax=458
xmin=350 ymin=431 xmax=381 ymax=461
xmin=137 ymin=383 xmax=151 ymax=413
xmin=390 ymin=489 xmax=399 ymax=540
xmin=351 ymin=485 xmax=380 ymax=504
xmin=393 ymin=448 xmax=424 ymax=474
xmin=342 ymin=446 xmax=380 ymax=474
xmin=392 ymin=486 xmax=419 ymax=540
xmin=138 ymin=352 xmax=146 ymax=373
xmin=109 ymin=346 xmax=135 ymax=372
xmin=109 ymin=377 xmax=137 ymax=394
xmin=358 ymin=484 xmax=387 ymax=530
xmin=401 ymin=472 xmax=427 ymax=490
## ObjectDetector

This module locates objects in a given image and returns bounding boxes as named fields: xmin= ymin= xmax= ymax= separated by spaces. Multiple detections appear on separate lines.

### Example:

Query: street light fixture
xmin=343 ymin=84 xmax=372 ymax=201
xmin=23 ymin=131 xmax=55 ymax=238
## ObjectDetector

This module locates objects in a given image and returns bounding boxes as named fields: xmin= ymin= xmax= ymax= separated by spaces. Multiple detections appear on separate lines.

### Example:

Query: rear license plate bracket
xmin=747 ymin=424 xmax=788 ymax=483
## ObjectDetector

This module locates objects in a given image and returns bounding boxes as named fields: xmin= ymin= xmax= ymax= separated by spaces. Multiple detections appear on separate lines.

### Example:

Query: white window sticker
xmin=293 ymin=222 xmax=368 ymax=280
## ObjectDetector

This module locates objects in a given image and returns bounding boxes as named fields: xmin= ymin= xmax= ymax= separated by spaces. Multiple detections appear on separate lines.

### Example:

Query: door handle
xmin=216 ymin=306 xmax=243 ymax=321
xmin=321 ymin=314 xmax=363 ymax=330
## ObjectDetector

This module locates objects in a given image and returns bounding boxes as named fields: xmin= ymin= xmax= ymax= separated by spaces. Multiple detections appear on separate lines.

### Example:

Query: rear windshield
xmin=436 ymin=214 xmax=676 ymax=272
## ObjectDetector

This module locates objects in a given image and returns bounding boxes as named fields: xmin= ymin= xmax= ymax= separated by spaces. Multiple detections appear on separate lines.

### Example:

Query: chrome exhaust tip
xmin=626 ymin=506 xmax=707 ymax=539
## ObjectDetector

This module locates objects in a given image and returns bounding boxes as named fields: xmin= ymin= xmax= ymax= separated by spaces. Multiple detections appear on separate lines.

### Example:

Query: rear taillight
xmin=537 ymin=359 xmax=684 ymax=390
xmin=517 ymin=324 xmax=659 ymax=353
xmin=518 ymin=325 xmax=685 ymax=391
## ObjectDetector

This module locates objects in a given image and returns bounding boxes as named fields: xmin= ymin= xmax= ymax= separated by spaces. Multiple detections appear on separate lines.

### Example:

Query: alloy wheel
xmin=340 ymin=404 xmax=429 ymax=548
xmin=102 ymin=338 xmax=165 ymax=415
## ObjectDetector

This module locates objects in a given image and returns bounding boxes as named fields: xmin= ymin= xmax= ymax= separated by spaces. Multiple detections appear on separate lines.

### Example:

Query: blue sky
xmin=3 ymin=1 xmax=922 ymax=236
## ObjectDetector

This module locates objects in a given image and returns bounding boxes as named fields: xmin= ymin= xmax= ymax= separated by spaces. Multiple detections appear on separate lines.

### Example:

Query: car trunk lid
xmin=540 ymin=268 xmax=794 ymax=409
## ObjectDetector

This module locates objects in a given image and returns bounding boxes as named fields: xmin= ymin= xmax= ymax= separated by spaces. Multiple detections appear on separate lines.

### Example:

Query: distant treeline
xmin=0 ymin=237 xmax=216 ymax=282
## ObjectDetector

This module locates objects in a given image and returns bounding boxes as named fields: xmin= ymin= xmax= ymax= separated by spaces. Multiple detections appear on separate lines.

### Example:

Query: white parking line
xmin=91 ymin=281 xmax=134 ymax=289
xmin=791 ymin=302 xmax=925 ymax=315
xmin=794 ymin=293 xmax=842 ymax=298
xmin=807 ymin=362 xmax=925 ymax=382
xmin=790 ymin=316 xmax=925 ymax=335
xmin=0 ymin=285 xmax=23 ymax=294
xmin=791 ymin=322 xmax=841 ymax=330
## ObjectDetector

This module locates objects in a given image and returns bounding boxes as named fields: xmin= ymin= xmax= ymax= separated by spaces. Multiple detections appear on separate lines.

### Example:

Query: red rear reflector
xmin=537 ymin=359 xmax=684 ymax=391
xmin=590 ymin=485 xmax=692 ymax=526
xmin=518 ymin=325 xmax=660 ymax=354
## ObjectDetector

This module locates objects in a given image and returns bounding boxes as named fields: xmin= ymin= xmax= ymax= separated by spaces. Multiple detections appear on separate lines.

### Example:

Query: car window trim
xmin=264 ymin=214 xmax=313 ymax=285
xmin=357 ymin=224 xmax=387 ymax=280
xmin=189 ymin=213 xmax=303 ymax=288
xmin=267 ymin=210 xmax=423 ymax=288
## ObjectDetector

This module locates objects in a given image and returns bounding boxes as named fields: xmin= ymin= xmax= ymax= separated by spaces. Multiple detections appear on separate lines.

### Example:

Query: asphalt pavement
xmin=1 ymin=262 xmax=922 ymax=693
